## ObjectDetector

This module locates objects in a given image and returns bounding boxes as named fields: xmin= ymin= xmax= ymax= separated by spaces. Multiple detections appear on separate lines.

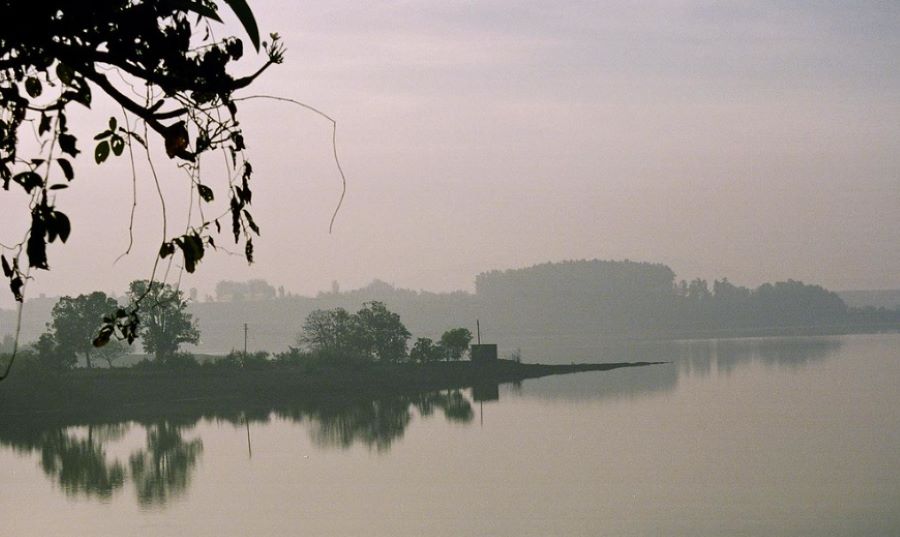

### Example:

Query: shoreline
xmin=0 ymin=360 xmax=665 ymax=419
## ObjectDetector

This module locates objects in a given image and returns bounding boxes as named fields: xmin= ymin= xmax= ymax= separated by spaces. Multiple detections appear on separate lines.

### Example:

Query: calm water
xmin=2 ymin=334 xmax=899 ymax=536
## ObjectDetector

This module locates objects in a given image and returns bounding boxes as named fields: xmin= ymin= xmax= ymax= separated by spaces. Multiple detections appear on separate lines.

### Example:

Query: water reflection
xmin=0 ymin=390 xmax=475 ymax=504
xmin=0 ymin=336 xmax=845 ymax=508
xmin=0 ymin=419 xmax=201 ymax=505
xmin=515 ymin=334 xmax=844 ymax=370
xmin=671 ymin=336 xmax=842 ymax=378
xmin=506 ymin=336 xmax=843 ymax=401
xmin=129 ymin=422 xmax=204 ymax=506
xmin=38 ymin=425 xmax=127 ymax=499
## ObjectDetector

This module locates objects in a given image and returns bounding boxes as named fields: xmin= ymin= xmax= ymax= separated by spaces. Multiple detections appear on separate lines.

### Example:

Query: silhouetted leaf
xmin=1 ymin=255 xmax=11 ymax=278
xmin=26 ymin=220 xmax=48 ymax=269
xmin=12 ymin=171 xmax=42 ymax=193
xmin=58 ymin=133 xmax=79 ymax=157
xmin=164 ymin=121 xmax=189 ymax=159
xmin=56 ymin=63 xmax=74 ymax=85
xmin=230 ymin=197 xmax=241 ymax=242
xmin=244 ymin=237 xmax=253 ymax=263
xmin=197 ymin=184 xmax=214 ymax=202
xmin=39 ymin=113 xmax=51 ymax=135
xmin=159 ymin=242 xmax=175 ymax=259
xmin=243 ymin=209 xmax=259 ymax=235
xmin=95 ymin=141 xmax=110 ymax=163
xmin=25 ymin=77 xmax=42 ymax=98
xmin=53 ymin=211 xmax=71 ymax=243
xmin=110 ymin=134 xmax=125 ymax=156
xmin=174 ymin=234 xmax=205 ymax=273
xmin=10 ymin=275 xmax=23 ymax=302
xmin=49 ymin=184 xmax=68 ymax=190
xmin=223 ymin=0 xmax=260 ymax=50
xmin=56 ymin=158 xmax=74 ymax=180
xmin=174 ymin=0 xmax=223 ymax=22
xmin=93 ymin=326 xmax=113 ymax=348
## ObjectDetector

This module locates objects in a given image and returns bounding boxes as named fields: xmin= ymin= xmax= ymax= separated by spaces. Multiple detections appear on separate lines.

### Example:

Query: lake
xmin=1 ymin=333 xmax=899 ymax=536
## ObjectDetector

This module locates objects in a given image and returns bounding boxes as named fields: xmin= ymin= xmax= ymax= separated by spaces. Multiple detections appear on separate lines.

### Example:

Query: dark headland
xmin=0 ymin=360 xmax=664 ymax=419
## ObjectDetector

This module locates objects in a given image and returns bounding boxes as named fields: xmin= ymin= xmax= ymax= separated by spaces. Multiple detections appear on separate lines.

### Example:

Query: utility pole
xmin=243 ymin=323 xmax=248 ymax=357
xmin=476 ymin=319 xmax=481 ymax=345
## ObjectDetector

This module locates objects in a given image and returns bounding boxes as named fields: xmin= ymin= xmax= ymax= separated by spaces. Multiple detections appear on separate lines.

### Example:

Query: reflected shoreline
xmin=0 ymin=335 xmax=848 ymax=509
xmin=0 ymin=389 xmax=485 ymax=507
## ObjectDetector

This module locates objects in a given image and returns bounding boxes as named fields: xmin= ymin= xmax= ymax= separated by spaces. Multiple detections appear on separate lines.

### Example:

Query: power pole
xmin=243 ymin=323 xmax=248 ymax=357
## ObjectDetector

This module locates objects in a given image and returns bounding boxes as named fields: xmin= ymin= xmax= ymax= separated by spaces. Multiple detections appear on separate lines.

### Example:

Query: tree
xmin=32 ymin=331 xmax=76 ymax=371
xmin=51 ymin=291 xmax=119 ymax=368
xmin=355 ymin=301 xmax=410 ymax=362
xmin=410 ymin=337 xmax=442 ymax=364
xmin=298 ymin=308 xmax=366 ymax=359
xmin=127 ymin=280 xmax=199 ymax=362
xmin=439 ymin=328 xmax=473 ymax=362
xmin=298 ymin=302 xmax=410 ymax=362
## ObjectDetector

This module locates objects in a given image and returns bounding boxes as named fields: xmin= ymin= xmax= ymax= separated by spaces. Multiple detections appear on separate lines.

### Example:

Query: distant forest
xmin=2 ymin=259 xmax=899 ymax=356
xmin=476 ymin=260 xmax=853 ymax=333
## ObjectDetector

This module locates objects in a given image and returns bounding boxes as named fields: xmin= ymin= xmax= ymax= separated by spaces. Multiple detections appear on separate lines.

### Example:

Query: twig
xmin=115 ymin=106 xmax=139 ymax=264
xmin=232 ymin=94 xmax=347 ymax=233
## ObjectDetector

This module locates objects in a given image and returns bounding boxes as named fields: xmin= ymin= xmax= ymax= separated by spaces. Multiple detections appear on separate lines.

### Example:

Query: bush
xmin=131 ymin=352 xmax=199 ymax=370
xmin=241 ymin=351 xmax=272 ymax=370
xmin=165 ymin=352 xmax=200 ymax=369
xmin=207 ymin=350 xmax=272 ymax=370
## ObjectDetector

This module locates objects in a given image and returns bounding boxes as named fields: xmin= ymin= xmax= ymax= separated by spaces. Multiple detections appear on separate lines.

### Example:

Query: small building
xmin=470 ymin=344 xmax=498 ymax=365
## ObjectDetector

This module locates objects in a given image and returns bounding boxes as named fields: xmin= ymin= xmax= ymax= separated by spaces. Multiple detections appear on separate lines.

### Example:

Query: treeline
xmin=8 ymin=280 xmax=200 ymax=372
xmin=3 ymin=293 xmax=473 ymax=373
xmin=4 ymin=259 xmax=898 ymax=356
xmin=474 ymin=259 xmax=896 ymax=335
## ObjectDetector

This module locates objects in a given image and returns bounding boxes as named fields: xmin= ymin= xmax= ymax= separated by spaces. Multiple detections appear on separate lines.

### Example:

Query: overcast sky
xmin=2 ymin=1 xmax=899 ymax=305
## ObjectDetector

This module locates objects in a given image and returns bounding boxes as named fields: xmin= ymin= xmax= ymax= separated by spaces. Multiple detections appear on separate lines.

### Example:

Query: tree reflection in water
xmin=129 ymin=422 xmax=204 ymax=506
xmin=283 ymin=389 xmax=475 ymax=451
xmin=38 ymin=424 xmax=127 ymax=499
xmin=1 ymin=389 xmax=477 ymax=504
xmin=0 ymin=420 xmax=202 ymax=505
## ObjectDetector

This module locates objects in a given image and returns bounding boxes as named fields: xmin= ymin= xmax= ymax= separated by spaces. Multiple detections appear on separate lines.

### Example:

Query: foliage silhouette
xmin=355 ymin=301 xmax=411 ymax=363
xmin=51 ymin=291 xmax=118 ymax=368
xmin=298 ymin=302 xmax=411 ymax=363
xmin=439 ymin=328 xmax=473 ymax=361
xmin=410 ymin=337 xmax=443 ymax=363
xmin=127 ymin=280 xmax=199 ymax=362
xmin=0 ymin=0 xmax=285 ymax=378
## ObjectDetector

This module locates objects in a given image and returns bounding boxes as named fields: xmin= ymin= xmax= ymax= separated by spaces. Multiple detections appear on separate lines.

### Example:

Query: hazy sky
xmin=3 ymin=1 xmax=899 ymax=305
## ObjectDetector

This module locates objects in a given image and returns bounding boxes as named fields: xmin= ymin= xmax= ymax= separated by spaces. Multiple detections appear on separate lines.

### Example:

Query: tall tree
xmin=51 ymin=291 xmax=118 ymax=368
xmin=410 ymin=337 xmax=442 ymax=364
xmin=439 ymin=328 xmax=473 ymax=362
xmin=356 ymin=301 xmax=410 ymax=363
xmin=298 ymin=308 xmax=366 ymax=359
xmin=127 ymin=281 xmax=199 ymax=362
